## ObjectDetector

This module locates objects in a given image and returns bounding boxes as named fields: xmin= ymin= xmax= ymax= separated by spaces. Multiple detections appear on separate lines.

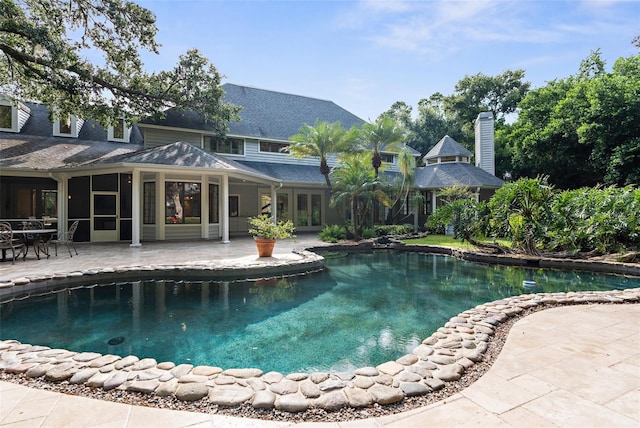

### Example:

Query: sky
xmin=135 ymin=0 xmax=638 ymax=121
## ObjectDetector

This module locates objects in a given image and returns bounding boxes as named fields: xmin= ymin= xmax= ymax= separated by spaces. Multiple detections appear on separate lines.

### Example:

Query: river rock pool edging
xmin=1 ymin=288 xmax=639 ymax=413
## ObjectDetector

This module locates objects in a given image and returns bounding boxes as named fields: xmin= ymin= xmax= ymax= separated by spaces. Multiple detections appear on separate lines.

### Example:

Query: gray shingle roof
xmin=87 ymin=142 xmax=277 ymax=180
xmin=137 ymin=84 xmax=366 ymax=141
xmin=423 ymin=135 xmax=472 ymax=161
xmin=415 ymin=162 xmax=504 ymax=189
xmin=0 ymin=133 xmax=143 ymax=170
xmin=238 ymin=160 xmax=326 ymax=184
xmin=16 ymin=102 xmax=144 ymax=143
xmin=223 ymin=84 xmax=365 ymax=140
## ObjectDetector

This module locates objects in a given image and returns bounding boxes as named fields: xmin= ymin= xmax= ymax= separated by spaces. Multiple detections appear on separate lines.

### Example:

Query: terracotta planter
xmin=254 ymin=238 xmax=276 ymax=257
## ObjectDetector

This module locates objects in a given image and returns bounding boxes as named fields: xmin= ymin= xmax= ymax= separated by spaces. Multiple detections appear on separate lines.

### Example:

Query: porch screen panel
xmin=68 ymin=176 xmax=90 ymax=218
xmin=92 ymin=174 xmax=118 ymax=191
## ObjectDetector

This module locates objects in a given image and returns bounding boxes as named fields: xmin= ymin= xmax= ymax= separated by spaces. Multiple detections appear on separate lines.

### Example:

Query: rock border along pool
xmin=1 ymin=246 xmax=639 ymax=413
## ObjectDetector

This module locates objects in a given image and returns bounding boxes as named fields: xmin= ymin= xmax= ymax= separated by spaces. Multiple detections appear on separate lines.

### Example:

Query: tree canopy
xmin=383 ymin=40 xmax=639 ymax=189
xmin=507 ymin=50 xmax=640 ymax=188
xmin=0 ymin=0 xmax=239 ymax=131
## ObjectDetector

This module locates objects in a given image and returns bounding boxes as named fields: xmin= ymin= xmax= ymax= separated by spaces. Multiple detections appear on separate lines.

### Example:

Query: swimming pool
xmin=1 ymin=251 xmax=638 ymax=374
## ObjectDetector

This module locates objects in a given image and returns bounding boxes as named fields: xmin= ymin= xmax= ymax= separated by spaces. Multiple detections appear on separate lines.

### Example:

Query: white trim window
xmin=108 ymin=119 xmax=131 ymax=142
xmin=381 ymin=153 xmax=395 ymax=164
xmin=204 ymin=136 xmax=244 ymax=155
xmin=53 ymin=114 xmax=84 ymax=137
xmin=259 ymin=140 xmax=289 ymax=154
xmin=0 ymin=98 xmax=30 ymax=133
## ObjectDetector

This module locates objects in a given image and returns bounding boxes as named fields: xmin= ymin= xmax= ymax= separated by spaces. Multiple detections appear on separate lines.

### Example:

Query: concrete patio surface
xmin=0 ymin=237 xmax=639 ymax=427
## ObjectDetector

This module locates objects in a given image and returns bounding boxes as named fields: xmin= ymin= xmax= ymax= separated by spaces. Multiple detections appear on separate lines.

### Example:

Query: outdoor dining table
xmin=12 ymin=228 xmax=57 ymax=259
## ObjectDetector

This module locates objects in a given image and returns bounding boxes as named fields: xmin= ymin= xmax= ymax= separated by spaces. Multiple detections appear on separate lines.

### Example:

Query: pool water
xmin=1 ymin=252 xmax=638 ymax=374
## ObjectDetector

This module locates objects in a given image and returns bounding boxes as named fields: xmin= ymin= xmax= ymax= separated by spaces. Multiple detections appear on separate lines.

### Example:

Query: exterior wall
xmin=164 ymin=225 xmax=201 ymax=240
xmin=241 ymin=139 xmax=319 ymax=166
xmin=16 ymin=104 xmax=30 ymax=131
xmin=228 ymin=183 xmax=259 ymax=235
xmin=142 ymin=225 xmax=156 ymax=241
xmin=144 ymin=128 xmax=201 ymax=148
xmin=143 ymin=129 xmax=402 ymax=172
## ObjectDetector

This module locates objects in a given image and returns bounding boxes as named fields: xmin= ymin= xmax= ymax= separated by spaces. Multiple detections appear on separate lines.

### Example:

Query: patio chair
xmin=0 ymin=222 xmax=26 ymax=264
xmin=22 ymin=220 xmax=47 ymax=259
xmin=50 ymin=220 xmax=79 ymax=257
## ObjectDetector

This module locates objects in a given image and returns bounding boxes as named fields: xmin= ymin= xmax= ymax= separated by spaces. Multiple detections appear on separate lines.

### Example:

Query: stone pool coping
xmin=2 ymin=289 xmax=639 ymax=413
xmin=0 ymin=249 xmax=324 ymax=301
xmin=1 ymin=243 xmax=639 ymax=413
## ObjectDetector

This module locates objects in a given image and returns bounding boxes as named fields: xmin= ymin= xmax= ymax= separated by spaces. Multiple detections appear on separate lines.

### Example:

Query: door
xmin=92 ymin=192 xmax=119 ymax=241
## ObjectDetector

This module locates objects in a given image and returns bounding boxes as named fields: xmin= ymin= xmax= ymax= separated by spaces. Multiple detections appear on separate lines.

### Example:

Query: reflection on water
xmin=1 ymin=252 xmax=638 ymax=374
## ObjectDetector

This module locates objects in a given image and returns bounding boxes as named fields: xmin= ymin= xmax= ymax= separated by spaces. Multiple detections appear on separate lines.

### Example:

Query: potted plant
xmin=248 ymin=214 xmax=296 ymax=257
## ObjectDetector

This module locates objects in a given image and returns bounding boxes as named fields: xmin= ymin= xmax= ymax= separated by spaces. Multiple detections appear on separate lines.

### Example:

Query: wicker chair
xmin=50 ymin=220 xmax=79 ymax=257
xmin=0 ymin=222 xmax=26 ymax=264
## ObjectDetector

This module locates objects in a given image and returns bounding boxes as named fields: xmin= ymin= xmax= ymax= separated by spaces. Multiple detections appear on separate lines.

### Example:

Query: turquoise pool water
xmin=1 ymin=252 xmax=638 ymax=374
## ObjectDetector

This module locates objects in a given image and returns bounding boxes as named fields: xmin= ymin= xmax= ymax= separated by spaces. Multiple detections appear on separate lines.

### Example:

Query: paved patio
xmin=0 ymin=237 xmax=638 ymax=426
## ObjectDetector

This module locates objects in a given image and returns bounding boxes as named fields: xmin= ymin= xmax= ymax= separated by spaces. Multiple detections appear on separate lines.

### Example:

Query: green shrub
xmin=361 ymin=227 xmax=376 ymax=239
xmin=374 ymin=224 xmax=413 ymax=236
xmin=319 ymin=224 xmax=347 ymax=243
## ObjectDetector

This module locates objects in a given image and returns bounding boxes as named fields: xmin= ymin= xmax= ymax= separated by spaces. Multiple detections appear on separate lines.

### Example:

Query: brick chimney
xmin=474 ymin=112 xmax=495 ymax=176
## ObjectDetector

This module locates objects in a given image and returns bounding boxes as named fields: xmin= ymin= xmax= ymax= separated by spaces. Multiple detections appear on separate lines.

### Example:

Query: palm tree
xmin=356 ymin=116 xmax=407 ymax=224
xmin=330 ymin=152 xmax=388 ymax=239
xmin=385 ymin=146 xmax=420 ymax=224
xmin=358 ymin=116 xmax=407 ymax=178
xmin=289 ymin=120 xmax=353 ymax=193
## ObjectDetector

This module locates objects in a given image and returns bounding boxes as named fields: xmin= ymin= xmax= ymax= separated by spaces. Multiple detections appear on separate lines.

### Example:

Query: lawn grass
xmin=403 ymin=235 xmax=511 ymax=249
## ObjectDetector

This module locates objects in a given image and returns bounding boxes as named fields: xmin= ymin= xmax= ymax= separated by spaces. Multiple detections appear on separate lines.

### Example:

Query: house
xmin=0 ymin=85 xmax=502 ymax=244
xmin=413 ymin=114 xmax=504 ymax=225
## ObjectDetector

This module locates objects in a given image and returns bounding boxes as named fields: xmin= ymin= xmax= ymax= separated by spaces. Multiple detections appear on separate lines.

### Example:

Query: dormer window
xmin=204 ymin=136 xmax=244 ymax=155
xmin=108 ymin=119 xmax=131 ymax=142
xmin=53 ymin=114 xmax=84 ymax=137
xmin=381 ymin=153 xmax=395 ymax=164
xmin=259 ymin=140 xmax=289 ymax=154
xmin=0 ymin=98 xmax=30 ymax=133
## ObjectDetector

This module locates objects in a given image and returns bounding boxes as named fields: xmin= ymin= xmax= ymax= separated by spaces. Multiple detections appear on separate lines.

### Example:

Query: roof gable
xmin=424 ymin=135 xmax=473 ymax=160
xmin=92 ymin=141 xmax=276 ymax=180
xmin=415 ymin=162 xmax=504 ymax=189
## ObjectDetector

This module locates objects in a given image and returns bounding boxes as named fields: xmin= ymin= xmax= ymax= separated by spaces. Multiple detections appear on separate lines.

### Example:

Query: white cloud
xmin=358 ymin=0 xmax=416 ymax=13
xmin=339 ymin=0 xmax=636 ymax=55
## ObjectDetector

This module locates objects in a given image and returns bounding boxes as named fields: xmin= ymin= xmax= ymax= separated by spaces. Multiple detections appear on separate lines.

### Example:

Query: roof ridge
xmin=223 ymin=82 xmax=334 ymax=104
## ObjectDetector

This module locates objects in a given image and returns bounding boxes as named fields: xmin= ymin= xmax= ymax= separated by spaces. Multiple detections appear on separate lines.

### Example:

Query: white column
xmin=270 ymin=184 xmax=277 ymax=223
xmin=56 ymin=174 xmax=68 ymax=236
xmin=221 ymin=174 xmax=230 ymax=243
xmin=157 ymin=172 xmax=165 ymax=240
xmin=432 ymin=190 xmax=437 ymax=213
xmin=130 ymin=169 xmax=141 ymax=247
xmin=201 ymin=175 xmax=209 ymax=239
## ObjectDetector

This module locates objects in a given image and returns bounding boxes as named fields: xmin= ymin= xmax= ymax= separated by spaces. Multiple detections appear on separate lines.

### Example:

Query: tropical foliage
xmin=329 ymin=152 xmax=388 ymax=239
xmin=457 ymin=178 xmax=640 ymax=256
xmin=319 ymin=224 xmax=347 ymax=243
xmin=248 ymin=215 xmax=296 ymax=240
xmin=288 ymin=120 xmax=355 ymax=193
